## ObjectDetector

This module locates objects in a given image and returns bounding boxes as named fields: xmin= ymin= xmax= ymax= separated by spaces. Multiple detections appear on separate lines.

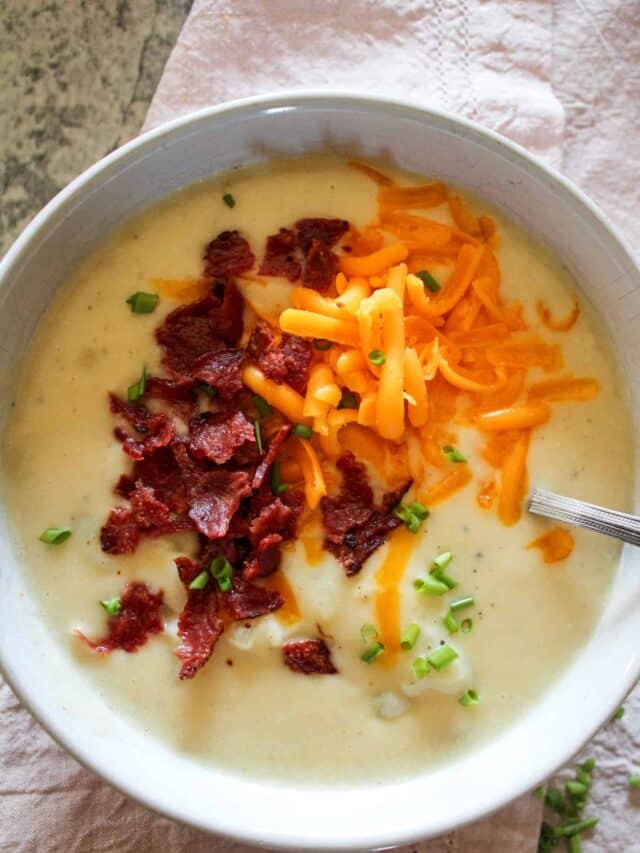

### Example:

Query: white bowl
xmin=1 ymin=92 xmax=639 ymax=851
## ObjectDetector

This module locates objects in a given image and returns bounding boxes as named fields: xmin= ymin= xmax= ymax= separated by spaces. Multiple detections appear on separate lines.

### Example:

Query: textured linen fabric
xmin=2 ymin=1 xmax=639 ymax=851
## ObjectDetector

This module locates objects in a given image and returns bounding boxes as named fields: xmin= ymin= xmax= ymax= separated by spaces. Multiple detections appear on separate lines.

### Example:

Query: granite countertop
xmin=0 ymin=0 xmax=193 ymax=256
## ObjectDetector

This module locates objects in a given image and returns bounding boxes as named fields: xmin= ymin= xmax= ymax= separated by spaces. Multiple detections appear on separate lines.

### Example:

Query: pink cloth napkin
xmin=2 ymin=2 xmax=639 ymax=851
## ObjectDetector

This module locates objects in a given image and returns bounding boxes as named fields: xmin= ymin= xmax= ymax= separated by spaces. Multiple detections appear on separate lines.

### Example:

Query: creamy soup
xmin=2 ymin=157 xmax=631 ymax=785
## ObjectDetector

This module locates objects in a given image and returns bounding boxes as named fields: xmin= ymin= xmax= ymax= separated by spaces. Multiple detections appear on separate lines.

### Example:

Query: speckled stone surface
xmin=0 ymin=0 xmax=193 ymax=256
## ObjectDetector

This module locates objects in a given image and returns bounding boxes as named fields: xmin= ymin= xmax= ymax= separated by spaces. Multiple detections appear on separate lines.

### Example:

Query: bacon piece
xmin=145 ymin=376 xmax=198 ymax=421
xmin=242 ymin=495 xmax=298 ymax=579
xmin=189 ymin=410 xmax=255 ymax=464
xmin=295 ymin=218 xmax=349 ymax=252
xmin=156 ymin=283 xmax=243 ymax=376
xmin=282 ymin=638 xmax=337 ymax=675
xmin=78 ymin=581 xmax=164 ymax=653
xmin=191 ymin=347 xmax=244 ymax=400
xmin=118 ymin=446 xmax=189 ymax=516
xmin=109 ymin=394 xmax=174 ymax=461
xmin=321 ymin=452 xmax=412 ymax=576
xmin=203 ymin=230 xmax=255 ymax=279
xmin=259 ymin=228 xmax=301 ymax=281
xmin=173 ymin=443 xmax=252 ymax=539
xmin=247 ymin=321 xmax=312 ymax=395
xmin=243 ymin=533 xmax=283 ymax=580
xmin=251 ymin=424 xmax=292 ymax=489
xmin=100 ymin=506 xmax=140 ymax=554
xmin=302 ymin=239 xmax=339 ymax=291
xmin=222 ymin=575 xmax=283 ymax=620
xmin=174 ymin=556 xmax=224 ymax=680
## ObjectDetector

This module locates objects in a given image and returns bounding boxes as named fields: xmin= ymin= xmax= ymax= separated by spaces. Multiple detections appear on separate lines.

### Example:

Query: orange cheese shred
xmin=537 ymin=298 xmax=580 ymax=332
xmin=527 ymin=527 xmax=575 ymax=563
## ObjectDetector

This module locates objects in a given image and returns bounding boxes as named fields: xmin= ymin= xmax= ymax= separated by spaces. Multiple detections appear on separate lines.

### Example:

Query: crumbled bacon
xmin=282 ymin=639 xmax=337 ymax=675
xmin=189 ymin=410 xmax=255 ymax=464
xmin=258 ymin=228 xmax=301 ymax=281
xmin=243 ymin=533 xmax=283 ymax=580
xmin=174 ymin=443 xmax=252 ymax=539
xmin=110 ymin=394 xmax=174 ymax=461
xmin=145 ymin=376 xmax=198 ymax=421
xmin=100 ymin=506 xmax=140 ymax=554
xmin=295 ymin=218 xmax=349 ymax=251
xmin=221 ymin=575 xmax=283 ymax=620
xmin=242 ymin=496 xmax=298 ymax=579
xmin=302 ymin=239 xmax=339 ymax=291
xmin=247 ymin=322 xmax=312 ymax=395
xmin=118 ymin=445 xmax=189 ymax=516
xmin=321 ymin=452 xmax=412 ymax=576
xmin=191 ymin=347 xmax=244 ymax=400
xmin=174 ymin=556 xmax=224 ymax=680
xmin=203 ymin=230 xmax=255 ymax=279
xmin=251 ymin=424 xmax=292 ymax=489
xmin=78 ymin=581 xmax=164 ymax=653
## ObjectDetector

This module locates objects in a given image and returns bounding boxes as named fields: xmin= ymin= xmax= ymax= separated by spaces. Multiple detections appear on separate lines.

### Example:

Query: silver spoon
xmin=528 ymin=487 xmax=640 ymax=547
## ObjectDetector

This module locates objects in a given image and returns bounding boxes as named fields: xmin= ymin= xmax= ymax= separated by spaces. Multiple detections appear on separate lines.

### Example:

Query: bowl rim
xmin=1 ymin=89 xmax=639 ymax=850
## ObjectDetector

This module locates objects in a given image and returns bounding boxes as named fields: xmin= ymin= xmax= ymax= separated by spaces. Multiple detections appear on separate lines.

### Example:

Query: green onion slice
xmin=630 ymin=776 xmax=640 ymax=788
xmin=442 ymin=445 xmax=467 ymax=463
xmin=412 ymin=657 xmax=430 ymax=679
xmin=461 ymin=618 xmax=473 ymax=633
xmin=293 ymin=423 xmax=313 ymax=440
xmin=400 ymin=623 xmax=420 ymax=650
xmin=39 ymin=527 xmax=71 ymax=545
xmin=253 ymin=394 xmax=273 ymax=418
xmin=126 ymin=291 xmax=159 ymax=314
xmin=442 ymin=610 xmax=459 ymax=634
xmin=368 ymin=349 xmax=386 ymax=366
xmin=189 ymin=570 xmax=210 ymax=591
xmin=569 ymin=835 xmax=582 ymax=853
xmin=426 ymin=643 xmax=458 ymax=671
xmin=450 ymin=596 xmax=474 ymax=612
xmin=99 ymin=597 xmax=121 ymax=616
xmin=614 ymin=705 xmax=625 ymax=720
xmin=394 ymin=502 xmax=429 ymax=534
xmin=222 ymin=192 xmax=236 ymax=208
xmin=414 ymin=575 xmax=449 ymax=596
xmin=581 ymin=758 xmax=596 ymax=772
xmin=313 ymin=338 xmax=333 ymax=351
xmin=551 ymin=817 xmax=598 ymax=838
xmin=360 ymin=623 xmax=378 ymax=644
xmin=254 ymin=420 xmax=264 ymax=454
xmin=361 ymin=642 xmax=385 ymax=663
xmin=545 ymin=788 xmax=567 ymax=815
xmin=337 ymin=390 xmax=359 ymax=410
xmin=270 ymin=462 xmax=289 ymax=496
xmin=210 ymin=556 xmax=233 ymax=592
xmin=459 ymin=689 xmax=479 ymax=707
xmin=198 ymin=382 xmax=217 ymax=398
xmin=127 ymin=365 xmax=147 ymax=401
xmin=432 ymin=551 xmax=453 ymax=571
xmin=416 ymin=269 xmax=441 ymax=293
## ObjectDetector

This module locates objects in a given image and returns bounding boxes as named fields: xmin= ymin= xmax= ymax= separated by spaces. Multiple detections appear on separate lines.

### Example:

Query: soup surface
xmin=2 ymin=157 xmax=631 ymax=784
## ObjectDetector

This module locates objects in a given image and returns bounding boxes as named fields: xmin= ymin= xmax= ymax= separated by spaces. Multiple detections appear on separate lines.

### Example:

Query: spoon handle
xmin=528 ymin=487 xmax=640 ymax=547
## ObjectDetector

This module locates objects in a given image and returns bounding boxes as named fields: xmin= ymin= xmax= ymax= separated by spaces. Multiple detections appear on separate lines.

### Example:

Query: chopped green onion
xmin=126 ymin=291 xmax=159 ymax=314
xmin=566 ymin=781 xmax=588 ymax=798
xmin=450 ymin=596 xmax=474 ymax=611
xmin=209 ymin=556 xmax=233 ymax=592
xmin=576 ymin=769 xmax=592 ymax=788
xmin=360 ymin=623 xmax=378 ymax=644
xmin=189 ymin=570 xmax=210 ymax=591
xmin=630 ymin=776 xmax=640 ymax=789
xmin=545 ymin=787 xmax=567 ymax=815
xmin=581 ymin=758 xmax=596 ymax=772
xmin=461 ymin=617 xmax=473 ymax=633
xmin=313 ymin=338 xmax=333 ymax=351
xmin=338 ymin=390 xmax=359 ymax=410
xmin=442 ymin=610 xmax=459 ymax=634
xmin=534 ymin=785 xmax=546 ymax=800
xmin=254 ymin=420 xmax=263 ymax=454
xmin=614 ymin=705 xmax=625 ymax=720
xmin=100 ymin=597 xmax=121 ymax=616
xmin=412 ymin=656 xmax=430 ymax=679
xmin=414 ymin=575 xmax=449 ymax=596
xmin=427 ymin=643 xmax=458 ymax=671
xmin=408 ymin=501 xmax=430 ymax=520
xmin=551 ymin=817 xmax=598 ymax=838
xmin=569 ymin=836 xmax=582 ymax=853
xmin=400 ymin=623 xmax=421 ymax=650
xmin=430 ymin=568 xmax=457 ymax=590
xmin=368 ymin=349 xmax=386 ymax=366
xmin=252 ymin=394 xmax=273 ymax=418
xmin=442 ymin=444 xmax=467 ymax=463
xmin=222 ymin=192 xmax=236 ymax=208
xmin=459 ymin=689 xmax=479 ymax=707
xmin=432 ymin=551 xmax=453 ymax=571
xmin=270 ymin=462 xmax=289 ymax=496
xmin=416 ymin=269 xmax=441 ymax=293
xmin=198 ymin=382 xmax=217 ymax=398
xmin=361 ymin=642 xmax=384 ymax=663
xmin=39 ymin=527 xmax=71 ymax=545
xmin=127 ymin=365 xmax=147 ymax=401
xmin=394 ymin=502 xmax=429 ymax=534
xmin=293 ymin=423 xmax=313 ymax=440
